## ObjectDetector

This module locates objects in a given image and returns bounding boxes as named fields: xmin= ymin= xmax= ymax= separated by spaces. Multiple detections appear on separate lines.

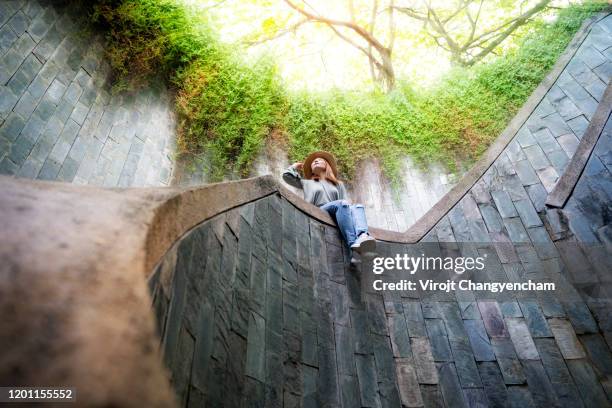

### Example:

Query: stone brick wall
xmin=149 ymin=155 xmax=612 ymax=408
xmin=0 ymin=0 xmax=175 ymax=186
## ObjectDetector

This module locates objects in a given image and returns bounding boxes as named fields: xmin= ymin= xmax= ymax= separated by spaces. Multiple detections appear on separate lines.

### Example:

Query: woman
xmin=282 ymin=151 xmax=376 ymax=254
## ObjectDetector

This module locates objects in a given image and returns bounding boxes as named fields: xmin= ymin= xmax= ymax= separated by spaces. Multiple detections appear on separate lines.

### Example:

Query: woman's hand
xmin=292 ymin=162 xmax=304 ymax=171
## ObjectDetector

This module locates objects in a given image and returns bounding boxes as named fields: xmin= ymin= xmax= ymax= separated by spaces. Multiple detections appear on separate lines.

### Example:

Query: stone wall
xmin=0 ymin=0 xmax=175 ymax=186
xmin=149 ymin=140 xmax=612 ymax=407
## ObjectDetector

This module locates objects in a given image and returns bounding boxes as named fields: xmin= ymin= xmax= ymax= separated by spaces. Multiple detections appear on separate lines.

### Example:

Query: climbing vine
xmin=90 ymin=0 xmax=608 ymax=183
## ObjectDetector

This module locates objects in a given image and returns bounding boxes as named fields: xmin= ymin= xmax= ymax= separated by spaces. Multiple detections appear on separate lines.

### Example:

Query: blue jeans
xmin=320 ymin=200 xmax=369 ymax=247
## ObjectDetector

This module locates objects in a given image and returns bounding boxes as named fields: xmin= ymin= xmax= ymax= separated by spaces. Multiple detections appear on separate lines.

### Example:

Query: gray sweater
xmin=282 ymin=165 xmax=348 ymax=207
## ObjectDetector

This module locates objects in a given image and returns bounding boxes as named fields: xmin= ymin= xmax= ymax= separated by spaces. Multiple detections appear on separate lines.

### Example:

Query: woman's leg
xmin=350 ymin=204 xmax=369 ymax=236
xmin=320 ymin=200 xmax=357 ymax=247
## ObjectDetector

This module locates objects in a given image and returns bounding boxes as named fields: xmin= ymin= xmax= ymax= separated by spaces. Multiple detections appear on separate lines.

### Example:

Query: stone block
xmin=563 ymin=302 xmax=598 ymax=334
xmin=547 ymin=149 xmax=569 ymax=174
xmin=518 ymin=300 xmax=551 ymax=338
xmin=372 ymin=334 xmax=396 ymax=382
xmin=0 ymin=156 xmax=18 ymax=175
xmin=464 ymin=319 xmax=495 ymax=361
xmin=533 ymin=127 xmax=561 ymax=154
xmin=0 ymin=112 xmax=26 ymax=142
xmin=245 ymin=311 xmax=266 ymax=382
xmin=521 ymin=360 xmax=559 ymax=408
xmin=534 ymin=338 xmax=583 ymax=407
xmin=437 ymin=362 xmax=469 ymax=408
xmin=526 ymin=183 xmax=547 ymax=212
xmin=505 ymin=318 xmax=538 ymax=360
xmin=516 ymin=127 xmax=536 ymax=148
xmin=477 ymin=301 xmax=508 ymax=338
xmin=491 ymin=190 xmax=518 ymax=218
xmin=491 ymin=338 xmax=525 ymax=385
xmin=566 ymin=359 xmax=609 ymax=408
xmin=388 ymin=314 xmax=411 ymax=358
xmin=0 ymin=86 xmax=19 ymax=116
xmin=411 ymin=337 xmax=438 ymax=384
xmin=548 ymin=318 xmax=586 ymax=359
xmin=355 ymin=354 xmax=380 ymax=408
xmin=334 ymin=324 xmax=356 ymax=375
xmin=523 ymin=144 xmax=550 ymax=170
xmin=503 ymin=218 xmax=530 ymax=243
xmin=463 ymin=388 xmax=489 ymax=408
xmin=317 ymin=345 xmax=340 ymax=407
xmin=395 ymin=358 xmax=423 ymax=407
xmin=425 ymin=319 xmax=452 ymax=361
xmin=477 ymin=361 xmax=509 ymax=407
xmin=449 ymin=338 xmax=482 ymax=388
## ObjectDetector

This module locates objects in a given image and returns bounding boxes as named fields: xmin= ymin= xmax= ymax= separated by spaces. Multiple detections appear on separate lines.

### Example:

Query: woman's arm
xmin=282 ymin=163 xmax=304 ymax=189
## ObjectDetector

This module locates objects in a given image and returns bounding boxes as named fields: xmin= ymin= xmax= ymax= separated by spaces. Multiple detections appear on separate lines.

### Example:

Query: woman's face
xmin=311 ymin=158 xmax=328 ymax=175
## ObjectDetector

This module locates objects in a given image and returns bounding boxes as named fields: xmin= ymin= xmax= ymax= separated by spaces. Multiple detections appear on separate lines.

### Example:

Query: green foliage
xmin=91 ymin=0 xmax=607 ymax=182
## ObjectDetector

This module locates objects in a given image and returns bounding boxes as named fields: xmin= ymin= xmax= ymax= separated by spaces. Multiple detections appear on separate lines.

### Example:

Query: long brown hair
xmin=312 ymin=159 xmax=340 ymax=185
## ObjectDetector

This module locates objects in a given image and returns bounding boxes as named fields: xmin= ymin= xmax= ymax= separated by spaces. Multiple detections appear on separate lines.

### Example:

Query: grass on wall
xmin=91 ymin=0 xmax=608 ymax=183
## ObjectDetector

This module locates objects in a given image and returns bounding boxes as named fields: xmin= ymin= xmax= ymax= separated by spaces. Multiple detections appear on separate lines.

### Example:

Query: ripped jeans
xmin=319 ymin=200 xmax=369 ymax=247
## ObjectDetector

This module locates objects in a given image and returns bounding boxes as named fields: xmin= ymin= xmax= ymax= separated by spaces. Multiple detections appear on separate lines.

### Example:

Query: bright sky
xmin=182 ymin=0 xmax=572 ymax=92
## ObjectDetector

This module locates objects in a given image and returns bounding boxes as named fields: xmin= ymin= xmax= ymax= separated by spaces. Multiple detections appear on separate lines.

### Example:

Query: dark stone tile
xmin=388 ymin=314 xmax=411 ymax=358
xmin=367 ymin=294 xmax=388 ymax=336
xmin=449 ymin=338 xmax=482 ymax=388
xmin=557 ymin=132 xmax=580 ymax=156
xmin=403 ymin=300 xmax=426 ymax=337
xmin=478 ymin=362 xmax=509 ymax=407
xmin=523 ymin=144 xmax=550 ymax=170
xmin=245 ymin=311 xmax=266 ymax=382
xmin=349 ymin=309 xmax=371 ymax=354
xmin=533 ymin=127 xmax=561 ymax=153
xmin=547 ymin=150 xmax=569 ymax=174
xmin=339 ymin=374 xmax=360 ymax=408
xmin=491 ymin=338 xmax=526 ymax=385
xmin=536 ymin=166 xmax=559 ymax=193
xmin=355 ymin=354 xmax=380 ymax=408
xmin=464 ymin=319 xmax=495 ymax=361
xmin=372 ymin=333 xmax=396 ymax=382
xmin=425 ymin=319 xmax=453 ymax=362
xmin=515 ymin=159 xmax=541 ymax=186
xmin=534 ymin=338 xmax=584 ymax=408
xmin=478 ymin=301 xmax=508 ymax=338
xmin=505 ymin=318 xmax=539 ymax=360
xmin=191 ymin=301 xmax=215 ymax=391
xmin=514 ymin=200 xmax=542 ymax=229
xmin=503 ymin=218 xmax=530 ymax=243
xmin=335 ymin=324 xmax=356 ymax=376
xmin=438 ymin=302 xmax=467 ymax=341
xmin=491 ymin=190 xmax=518 ymax=218
xmin=563 ymin=302 xmax=598 ymax=334
xmin=518 ymin=300 xmax=552 ymax=338
xmin=420 ymin=385 xmax=444 ymax=408
xmin=302 ymin=365 xmax=318 ymax=408
xmin=507 ymin=386 xmax=536 ymax=408
xmin=548 ymin=318 xmax=586 ymax=359
xmin=463 ymin=388 xmax=488 ymax=408
xmin=566 ymin=359 xmax=608 ymax=408
xmin=411 ymin=337 xmax=438 ymax=385
xmin=226 ymin=331 xmax=247 ymax=406
xmin=437 ymin=362 xmax=469 ymax=408
xmin=378 ymin=380 xmax=402 ymax=408
xmin=172 ymin=326 xmax=195 ymax=407
xmin=500 ymin=301 xmax=523 ymax=318
xmin=579 ymin=333 xmax=612 ymax=377
xmin=395 ymin=358 xmax=423 ymax=407
xmin=526 ymin=183 xmax=547 ymax=212
xmin=516 ymin=127 xmax=537 ymax=148
xmin=539 ymin=297 xmax=565 ymax=318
